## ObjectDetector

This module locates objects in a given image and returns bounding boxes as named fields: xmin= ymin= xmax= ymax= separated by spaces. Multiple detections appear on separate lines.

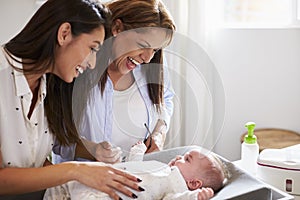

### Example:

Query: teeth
xmin=76 ymin=66 xmax=84 ymax=74
xmin=128 ymin=57 xmax=139 ymax=65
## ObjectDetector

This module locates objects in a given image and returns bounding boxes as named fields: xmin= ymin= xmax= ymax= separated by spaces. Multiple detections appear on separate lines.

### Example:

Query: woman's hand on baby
xmin=94 ymin=141 xmax=122 ymax=163
xmin=74 ymin=162 xmax=143 ymax=200
xmin=197 ymin=187 xmax=214 ymax=200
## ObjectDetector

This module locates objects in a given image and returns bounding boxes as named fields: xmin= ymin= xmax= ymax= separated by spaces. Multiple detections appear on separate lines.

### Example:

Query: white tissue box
xmin=257 ymin=144 xmax=300 ymax=196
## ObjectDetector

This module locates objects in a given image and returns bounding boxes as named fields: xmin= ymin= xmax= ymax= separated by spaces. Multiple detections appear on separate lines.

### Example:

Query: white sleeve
xmin=163 ymin=190 xmax=199 ymax=200
xmin=160 ymin=64 xmax=174 ymax=132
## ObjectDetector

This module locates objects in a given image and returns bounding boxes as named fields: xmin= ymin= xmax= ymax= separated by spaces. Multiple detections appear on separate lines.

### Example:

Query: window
xmin=297 ymin=0 xmax=300 ymax=20
xmin=222 ymin=0 xmax=300 ymax=28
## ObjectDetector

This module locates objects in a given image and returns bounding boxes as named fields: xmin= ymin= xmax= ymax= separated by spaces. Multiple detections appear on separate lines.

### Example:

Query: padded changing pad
xmin=143 ymin=145 xmax=294 ymax=200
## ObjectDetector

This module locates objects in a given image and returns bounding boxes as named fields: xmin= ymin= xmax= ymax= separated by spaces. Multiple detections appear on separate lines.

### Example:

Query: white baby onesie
xmin=44 ymin=144 xmax=201 ymax=199
xmin=67 ymin=161 xmax=199 ymax=200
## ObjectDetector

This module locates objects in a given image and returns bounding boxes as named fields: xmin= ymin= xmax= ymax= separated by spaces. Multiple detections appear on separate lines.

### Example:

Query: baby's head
xmin=168 ymin=149 xmax=226 ymax=192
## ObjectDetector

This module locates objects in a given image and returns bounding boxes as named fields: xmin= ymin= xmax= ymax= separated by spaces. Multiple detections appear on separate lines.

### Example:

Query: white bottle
xmin=241 ymin=122 xmax=259 ymax=175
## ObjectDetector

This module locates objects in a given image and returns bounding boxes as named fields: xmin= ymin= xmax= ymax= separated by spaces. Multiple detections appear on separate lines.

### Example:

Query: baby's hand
xmin=127 ymin=142 xmax=147 ymax=161
xmin=197 ymin=187 xmax=214 ymax=200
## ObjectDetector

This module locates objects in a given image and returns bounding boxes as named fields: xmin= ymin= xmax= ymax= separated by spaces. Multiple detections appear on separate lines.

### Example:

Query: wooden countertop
xmin=240 ymin=128 xmax=300 ymax=152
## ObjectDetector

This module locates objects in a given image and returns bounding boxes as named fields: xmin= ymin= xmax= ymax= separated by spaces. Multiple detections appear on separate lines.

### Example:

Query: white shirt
xmin=0 ymin=48 xmax=54 ymax=168
xmin=52 ymin=65 xmax=175 ymax=163
xmin=111 ymin=82 xmax=148 ymax=154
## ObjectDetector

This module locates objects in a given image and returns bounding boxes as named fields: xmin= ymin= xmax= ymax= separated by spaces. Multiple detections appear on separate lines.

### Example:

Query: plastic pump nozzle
xmin=244 ymin=122 xmax=257 ymax=144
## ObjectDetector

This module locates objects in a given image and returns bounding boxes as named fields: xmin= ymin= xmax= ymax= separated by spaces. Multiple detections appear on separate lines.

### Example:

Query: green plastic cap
xmin=244 ymin=122 xmax=257 ymax=144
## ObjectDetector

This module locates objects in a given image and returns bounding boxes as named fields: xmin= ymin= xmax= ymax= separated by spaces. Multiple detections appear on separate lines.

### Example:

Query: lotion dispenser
xmin=241 ymin=122 xmax=259 ymax=175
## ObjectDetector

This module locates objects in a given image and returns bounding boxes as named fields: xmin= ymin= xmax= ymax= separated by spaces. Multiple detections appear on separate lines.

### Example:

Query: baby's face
xmin=168 ymin=150 xmax=212 ymax=181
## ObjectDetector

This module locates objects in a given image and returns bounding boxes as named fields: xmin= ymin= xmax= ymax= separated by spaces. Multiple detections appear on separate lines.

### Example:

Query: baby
xmin=44 ymin=145 xmax=227 ymax=200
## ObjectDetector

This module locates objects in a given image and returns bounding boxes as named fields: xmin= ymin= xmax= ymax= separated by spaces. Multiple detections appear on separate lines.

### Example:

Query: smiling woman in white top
xmin=53 ymin=0 xmax=176 ymax=165
xmin=0 ymin=1 xmax=143 ymax=200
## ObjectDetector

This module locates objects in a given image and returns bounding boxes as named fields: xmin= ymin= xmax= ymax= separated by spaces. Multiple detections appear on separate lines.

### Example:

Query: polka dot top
xmin=0 ymin=47 xmax=54 ymax=168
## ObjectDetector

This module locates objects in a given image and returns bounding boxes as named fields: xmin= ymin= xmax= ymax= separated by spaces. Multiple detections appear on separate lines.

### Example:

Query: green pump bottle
xmin=241 ymin=122 xmax=259 ymax=174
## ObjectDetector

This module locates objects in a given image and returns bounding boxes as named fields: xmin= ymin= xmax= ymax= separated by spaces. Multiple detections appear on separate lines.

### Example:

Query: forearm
xmin=0 ymin=162 xmax=77 ymax=195
xmin=145 ymin=119 xmax=167 ymax=153
xmin=152 ymin=119 xmax=167 ymax=148
xmin=151 ymin=130 xmax=166 ymax=150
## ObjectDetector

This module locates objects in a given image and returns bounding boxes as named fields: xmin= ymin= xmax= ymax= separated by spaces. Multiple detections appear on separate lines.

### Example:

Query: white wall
xmin=0 ymin=0 xmax=38 ymax=45
xmin=1 ymin=1 xmax=299 ymax=161
xmin=163 ymin=0 xmax=300 ymax=160
xmin=211 ymin=28 xmax=300 ymax=160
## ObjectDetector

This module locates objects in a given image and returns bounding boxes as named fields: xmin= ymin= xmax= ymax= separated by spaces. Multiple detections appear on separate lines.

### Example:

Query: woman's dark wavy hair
xmin=4 ymin=0 xmax=110 ymax=145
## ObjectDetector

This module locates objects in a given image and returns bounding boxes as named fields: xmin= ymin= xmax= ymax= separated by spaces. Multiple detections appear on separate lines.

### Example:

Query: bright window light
xmin=297 ymin=0 xmax=300 ymax=20
xmin=223 ymin=0 xmax=294 ymax=27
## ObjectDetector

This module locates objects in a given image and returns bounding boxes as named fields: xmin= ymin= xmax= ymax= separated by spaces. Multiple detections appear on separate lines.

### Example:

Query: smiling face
xmin=108 ymin=27 xmax=170 ymax=77
xmin=53 ymin=23 xmax=105 ymax=83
